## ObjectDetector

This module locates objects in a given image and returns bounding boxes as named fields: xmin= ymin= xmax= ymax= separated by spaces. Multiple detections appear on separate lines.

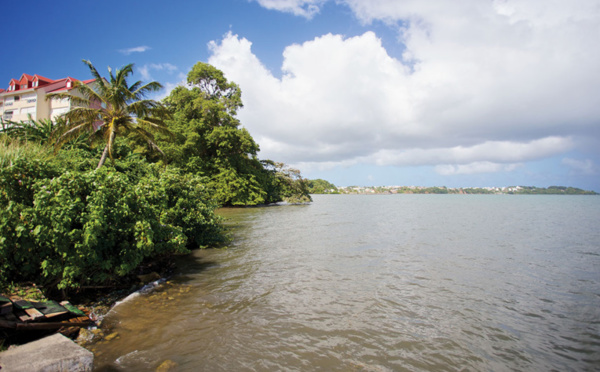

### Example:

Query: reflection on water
xmin=93 ymin=195 xmax=600 ymax=371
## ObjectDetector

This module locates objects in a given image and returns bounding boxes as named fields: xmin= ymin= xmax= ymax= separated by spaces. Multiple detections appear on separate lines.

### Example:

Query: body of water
xmin=93 ymin=194 xmax=600 ymax=371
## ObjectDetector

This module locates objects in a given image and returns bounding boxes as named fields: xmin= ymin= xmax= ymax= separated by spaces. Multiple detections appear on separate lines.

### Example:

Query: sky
xmin=2 ymin=0 xmax=600 ymax=190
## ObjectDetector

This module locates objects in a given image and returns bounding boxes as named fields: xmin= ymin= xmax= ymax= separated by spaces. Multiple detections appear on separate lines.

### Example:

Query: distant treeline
xmin=309 ymin=182 xmax=597 ymax=195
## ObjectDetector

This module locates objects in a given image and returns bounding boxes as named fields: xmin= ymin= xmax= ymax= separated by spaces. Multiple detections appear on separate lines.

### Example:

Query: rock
xmin=77 ymin=328 xmax=104 ymax=345
xmin=156 ymin=359 xmax=178 ymax=371
xmin=0 ymin=334 xmax=93 ymax=371
xmin=104 ymin=332 xmax=119 ymax=341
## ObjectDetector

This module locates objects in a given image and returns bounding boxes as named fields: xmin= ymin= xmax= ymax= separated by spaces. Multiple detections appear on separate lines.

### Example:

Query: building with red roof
xmin=0 ymin=73 xmax=98 ymax=122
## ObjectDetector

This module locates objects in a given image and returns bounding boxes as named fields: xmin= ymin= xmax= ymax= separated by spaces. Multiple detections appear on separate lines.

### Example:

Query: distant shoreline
xmin=326 ymin=185 xmax=598 ymax=195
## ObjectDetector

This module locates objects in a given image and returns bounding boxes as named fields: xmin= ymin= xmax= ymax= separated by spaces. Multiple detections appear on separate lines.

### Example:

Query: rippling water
xmin=93 ymin=194 xmax=600 ymax=371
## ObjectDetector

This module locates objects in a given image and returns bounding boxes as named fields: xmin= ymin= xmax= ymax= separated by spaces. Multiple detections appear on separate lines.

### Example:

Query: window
xmin=33 ymin=81 xmax=38 ymax=87
xmin=21 ymin=84 xmax=27 ymax=89
xmin=66 ymin=81 xmax=72 ymax=88
xmin=14 ymin=96 xmax=20 ymax=101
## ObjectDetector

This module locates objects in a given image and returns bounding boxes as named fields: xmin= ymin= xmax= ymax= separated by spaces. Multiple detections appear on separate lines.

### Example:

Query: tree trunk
xmin=97 ymin=126 xmax=116 ymax=169
xmin=97 ymin=145 xmax=109 ymax=169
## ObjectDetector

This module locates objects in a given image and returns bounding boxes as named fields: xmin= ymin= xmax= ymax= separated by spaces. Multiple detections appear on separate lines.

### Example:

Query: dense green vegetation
xmin=306 ymin=179 xmax=338 ymax=194
xmin=0 ymin=61 xmax=310 ymax=296
xmin=150 ymin=62 xmax=310 ymax=206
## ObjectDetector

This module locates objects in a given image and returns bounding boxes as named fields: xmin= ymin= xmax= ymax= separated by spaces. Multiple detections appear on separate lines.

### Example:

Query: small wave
xmin=578 ymin=251 xmax=600 ymax=257
xmin=109 ymin=278 xmax=167 ymax=312
xmin=115 ymin=349 xmax=152 ymax=367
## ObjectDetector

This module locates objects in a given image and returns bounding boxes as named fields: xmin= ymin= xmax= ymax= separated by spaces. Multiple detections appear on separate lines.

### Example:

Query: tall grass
xmin=0 ymin=135 xmax=53 ymax=168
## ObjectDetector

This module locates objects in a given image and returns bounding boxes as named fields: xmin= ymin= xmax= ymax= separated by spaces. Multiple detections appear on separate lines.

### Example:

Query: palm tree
xmin=0 ymin=115 xmax=60 ymax=145
xmin=48 ymin=60 xmax=171 ymax=169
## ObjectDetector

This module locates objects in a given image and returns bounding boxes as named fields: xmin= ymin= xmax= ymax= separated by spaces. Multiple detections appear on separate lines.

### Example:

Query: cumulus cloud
xmin=118 ymin=45 xmax=151 ymax=55
xmin=210 ymin=0 xmax=600 ymax=176
xmin=253 ymin=0 xmax=325 ymax=18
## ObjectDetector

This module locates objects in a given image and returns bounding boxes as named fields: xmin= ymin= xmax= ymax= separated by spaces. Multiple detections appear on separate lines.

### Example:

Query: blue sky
xmin=3 ymin=0 xmax=600 ymax=190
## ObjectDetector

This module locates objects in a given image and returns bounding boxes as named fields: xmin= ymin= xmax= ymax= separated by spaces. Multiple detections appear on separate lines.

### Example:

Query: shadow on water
xmin=172 ymin=253 xmax=219 ymax=283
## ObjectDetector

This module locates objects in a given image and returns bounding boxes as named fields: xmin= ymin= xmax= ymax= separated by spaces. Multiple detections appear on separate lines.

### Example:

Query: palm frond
xmin=135 ymin=117 xmax=173 ymax=137
xmin=115 ymin=64 xmax=134 ymax=92
xmin=61 ymin=108 xmax=102 ymax=128
xmin=45 ymin=60 xmax=172 ymax=167
xmin=83 ymin=59 xmax=110 ymax=97
xmin=83 ymin=59 xmax=104 ymax=82
xmin=127 ymin=99 xmax=165 ymax=118
xmin=132 ymin=81 xmax=163 ymax=98
xmin=129 ymin=126 xmax=166 ymax=157
xmin=55 ymin=120 xmax=95 ymax=144
xmin=129 ymin=80 xmax=142 ymax=93
xmin=71 ymin=80 xmax=105 ymax=104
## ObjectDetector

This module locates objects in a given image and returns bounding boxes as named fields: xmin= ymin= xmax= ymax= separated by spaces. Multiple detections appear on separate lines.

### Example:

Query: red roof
xmin=19 ymin=73 xmax=34 ymax=83
xmin=3 ymin=74 xmax=99 ymax=93
xmin=33 ymin=74 xmax=53 ymax=84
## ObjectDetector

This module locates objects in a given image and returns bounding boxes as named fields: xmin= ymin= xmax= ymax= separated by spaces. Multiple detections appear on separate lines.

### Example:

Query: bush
xmin=0 ymin=157 xmax=223 ymax=292
xmin=139 ymin=167 xmax=224 ymax=248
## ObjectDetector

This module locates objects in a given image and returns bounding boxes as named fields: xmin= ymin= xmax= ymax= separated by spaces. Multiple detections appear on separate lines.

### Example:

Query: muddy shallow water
xmin=93 ymin=195 xmax=600 ymax=371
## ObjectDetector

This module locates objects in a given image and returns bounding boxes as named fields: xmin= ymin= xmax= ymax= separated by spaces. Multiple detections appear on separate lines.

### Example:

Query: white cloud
xmin=209 ymin=0 xmax=600 ymax=176
xmin=366 ymin=137 xmax=574 ymax=167
xmin=435 ymin=162 xmax=522 ymax=176
xmin=118 ymin=45 xmax=151 ymax=55
xmin=138 ymin=63 xmax=178 ymax=81
xmin=562 ymin=158 xmax=596 ymax=175
xmin=253 ymin=0 xmax=325 ymax=18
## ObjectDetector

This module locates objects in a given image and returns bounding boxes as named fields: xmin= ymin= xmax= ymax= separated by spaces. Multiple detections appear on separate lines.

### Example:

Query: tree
xmin=306 ymin=179 xmax=338 ymax=194
xmin=160 ymin=62 xmax=312 ymax=206
xmin=48 ymin=60 xmax=171 ymax=169
xmin=160 ymin=62 xmax=266 ymax=205
xmin=262 ymin=161 xmax=312 ymax=203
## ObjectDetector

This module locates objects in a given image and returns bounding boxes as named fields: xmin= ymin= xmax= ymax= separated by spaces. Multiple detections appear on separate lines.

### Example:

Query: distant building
xmin=0 ymin=73 xmax=96 ymax=122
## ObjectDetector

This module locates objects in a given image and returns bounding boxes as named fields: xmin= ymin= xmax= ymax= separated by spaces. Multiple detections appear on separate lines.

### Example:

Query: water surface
xmin=94 ymin=195 xmax=600 ymax=371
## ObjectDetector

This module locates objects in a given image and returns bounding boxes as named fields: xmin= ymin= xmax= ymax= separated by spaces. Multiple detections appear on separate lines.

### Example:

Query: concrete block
xmin=0 ymin=333 xmax=93 ymax=372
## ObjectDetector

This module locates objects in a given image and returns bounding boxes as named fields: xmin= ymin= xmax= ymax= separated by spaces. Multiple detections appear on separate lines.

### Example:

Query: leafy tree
xmin=159 ymin=62 xmax=313 ymax=206
xmin=262 ymin=161 xmax=312 ymax=203
xmin=47 ymin=60 xmax=171 ymax=169
xmin=160 ymin=62 xmax=269 ymax=205
xmin=307 ymin=179 xmax=338 ymax=194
